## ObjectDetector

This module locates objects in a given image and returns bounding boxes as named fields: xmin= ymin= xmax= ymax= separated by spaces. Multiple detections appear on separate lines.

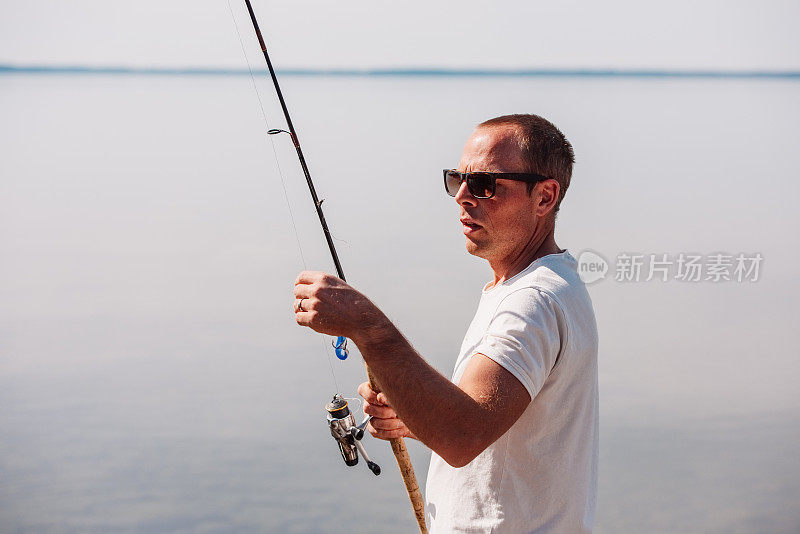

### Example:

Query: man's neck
xmin=488 ymin=231 xmax=561 ymax=287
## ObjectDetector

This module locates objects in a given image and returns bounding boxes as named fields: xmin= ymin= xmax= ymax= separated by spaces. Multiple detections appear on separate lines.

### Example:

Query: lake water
xmin=1 ymin=73 xmax=799 ymax=533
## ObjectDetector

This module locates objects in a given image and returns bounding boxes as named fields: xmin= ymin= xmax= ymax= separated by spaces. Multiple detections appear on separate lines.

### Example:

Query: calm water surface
xmin=1 ymin=74 xmax=799 ymax=532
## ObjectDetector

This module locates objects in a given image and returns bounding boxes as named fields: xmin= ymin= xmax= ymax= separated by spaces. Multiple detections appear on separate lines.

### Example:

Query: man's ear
xmin=535 ymin=179 xmax=560 ymax=218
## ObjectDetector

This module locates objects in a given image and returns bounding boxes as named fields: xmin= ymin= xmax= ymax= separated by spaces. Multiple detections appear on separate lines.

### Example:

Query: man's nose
xmin=454 ymin=180 xmax=477 ymax=207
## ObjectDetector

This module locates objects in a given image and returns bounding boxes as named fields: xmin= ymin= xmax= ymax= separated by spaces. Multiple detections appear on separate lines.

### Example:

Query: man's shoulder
xmin=507 ymin=250 xmax=586 ymax=304
xmin=499 ymin=251 xmax=596 ymax=343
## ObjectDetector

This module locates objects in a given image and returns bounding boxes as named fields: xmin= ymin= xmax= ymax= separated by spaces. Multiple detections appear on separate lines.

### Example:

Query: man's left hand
xmin=293 ymin=271 xmax=384 ymax=341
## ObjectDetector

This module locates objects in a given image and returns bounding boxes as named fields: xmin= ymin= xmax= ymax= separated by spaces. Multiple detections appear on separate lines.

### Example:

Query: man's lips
xmin=460 ymin=217 xmax=483 ymax=234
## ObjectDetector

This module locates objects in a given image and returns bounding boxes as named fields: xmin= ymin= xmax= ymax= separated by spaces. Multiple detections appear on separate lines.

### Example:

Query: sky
xmin=1 ymin=0 xmax=799 ymax=71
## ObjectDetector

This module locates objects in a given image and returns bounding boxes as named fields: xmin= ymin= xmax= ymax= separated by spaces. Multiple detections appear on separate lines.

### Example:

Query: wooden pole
xmin=367 ymin=370 xmax=428 ymax=533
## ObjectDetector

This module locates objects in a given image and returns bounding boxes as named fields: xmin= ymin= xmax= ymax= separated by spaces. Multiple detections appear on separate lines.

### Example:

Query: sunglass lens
xmin=468 ymin=174 xmax=494 ymax=198
xmin=444 ymin=170 xmax=462 ymax=196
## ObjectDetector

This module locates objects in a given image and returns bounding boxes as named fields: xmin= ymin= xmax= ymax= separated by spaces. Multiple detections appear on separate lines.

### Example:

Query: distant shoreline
xmin=1 ymin=64 xmax=798 ymax=79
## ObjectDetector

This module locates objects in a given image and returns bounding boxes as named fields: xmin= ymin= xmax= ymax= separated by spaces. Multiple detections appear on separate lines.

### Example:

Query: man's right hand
xmin=357 ymin=381 xmax=418 ymax=441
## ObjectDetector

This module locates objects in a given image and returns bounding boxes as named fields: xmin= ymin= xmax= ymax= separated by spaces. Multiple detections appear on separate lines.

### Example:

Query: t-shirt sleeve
xmin=472 ymin=287 xmax=565 ymax=400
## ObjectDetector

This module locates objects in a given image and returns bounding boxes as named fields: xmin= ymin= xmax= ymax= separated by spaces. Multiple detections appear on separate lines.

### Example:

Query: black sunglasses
xmin=443 ymin=169 xmax=550 ymax=199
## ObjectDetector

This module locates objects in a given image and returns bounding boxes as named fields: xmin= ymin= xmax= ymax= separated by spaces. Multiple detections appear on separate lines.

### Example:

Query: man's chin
xmin=465 ymin=238 xmax=487 ymax=258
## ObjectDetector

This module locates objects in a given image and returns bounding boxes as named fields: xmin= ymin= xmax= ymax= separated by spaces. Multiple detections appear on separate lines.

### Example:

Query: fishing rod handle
xmin=367 ymin=369 xmax=428 ymax=533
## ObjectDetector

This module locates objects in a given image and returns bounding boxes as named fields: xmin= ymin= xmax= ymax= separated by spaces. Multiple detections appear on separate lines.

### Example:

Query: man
xmin=293 ymin=114 xmax=598 ymax=533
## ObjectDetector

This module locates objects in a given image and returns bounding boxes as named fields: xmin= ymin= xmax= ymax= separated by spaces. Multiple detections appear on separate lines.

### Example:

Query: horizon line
xmin=1 ymin=63 xmax=799 ymax=79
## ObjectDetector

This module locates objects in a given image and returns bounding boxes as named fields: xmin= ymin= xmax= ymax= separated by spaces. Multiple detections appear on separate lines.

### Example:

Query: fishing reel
xmin=325 ymin=394 xmax=381 ymax=476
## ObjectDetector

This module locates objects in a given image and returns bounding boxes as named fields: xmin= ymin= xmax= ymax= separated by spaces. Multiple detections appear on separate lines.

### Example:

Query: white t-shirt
xmin=425 ymin=250 xmax=599 ymax=533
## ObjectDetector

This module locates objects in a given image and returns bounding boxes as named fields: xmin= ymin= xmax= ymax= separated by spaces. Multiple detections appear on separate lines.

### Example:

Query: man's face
xmin=455 ymin=125 xmax=540 ymax=264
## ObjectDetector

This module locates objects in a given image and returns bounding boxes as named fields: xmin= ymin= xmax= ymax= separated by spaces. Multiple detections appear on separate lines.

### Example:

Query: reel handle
xmin=367 ymin=461 xmax=381 ymax=476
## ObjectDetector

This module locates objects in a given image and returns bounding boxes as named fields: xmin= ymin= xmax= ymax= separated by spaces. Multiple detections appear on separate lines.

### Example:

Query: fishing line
xmin=225 ymin=0 xmax=340 ymax=394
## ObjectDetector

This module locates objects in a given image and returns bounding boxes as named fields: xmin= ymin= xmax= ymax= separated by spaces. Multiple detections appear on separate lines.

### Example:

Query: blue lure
xmin=333 ymin=336 xmax=349 ymax=360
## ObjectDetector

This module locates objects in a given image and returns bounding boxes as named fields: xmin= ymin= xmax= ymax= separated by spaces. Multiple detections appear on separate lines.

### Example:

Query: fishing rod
xmin=239 ymin=1 xmax=427 ymax=532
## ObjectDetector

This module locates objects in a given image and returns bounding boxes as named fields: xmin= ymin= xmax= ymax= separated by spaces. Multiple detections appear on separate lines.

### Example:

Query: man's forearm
xmin=353 ymin=318 xmax=492 ymax=467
